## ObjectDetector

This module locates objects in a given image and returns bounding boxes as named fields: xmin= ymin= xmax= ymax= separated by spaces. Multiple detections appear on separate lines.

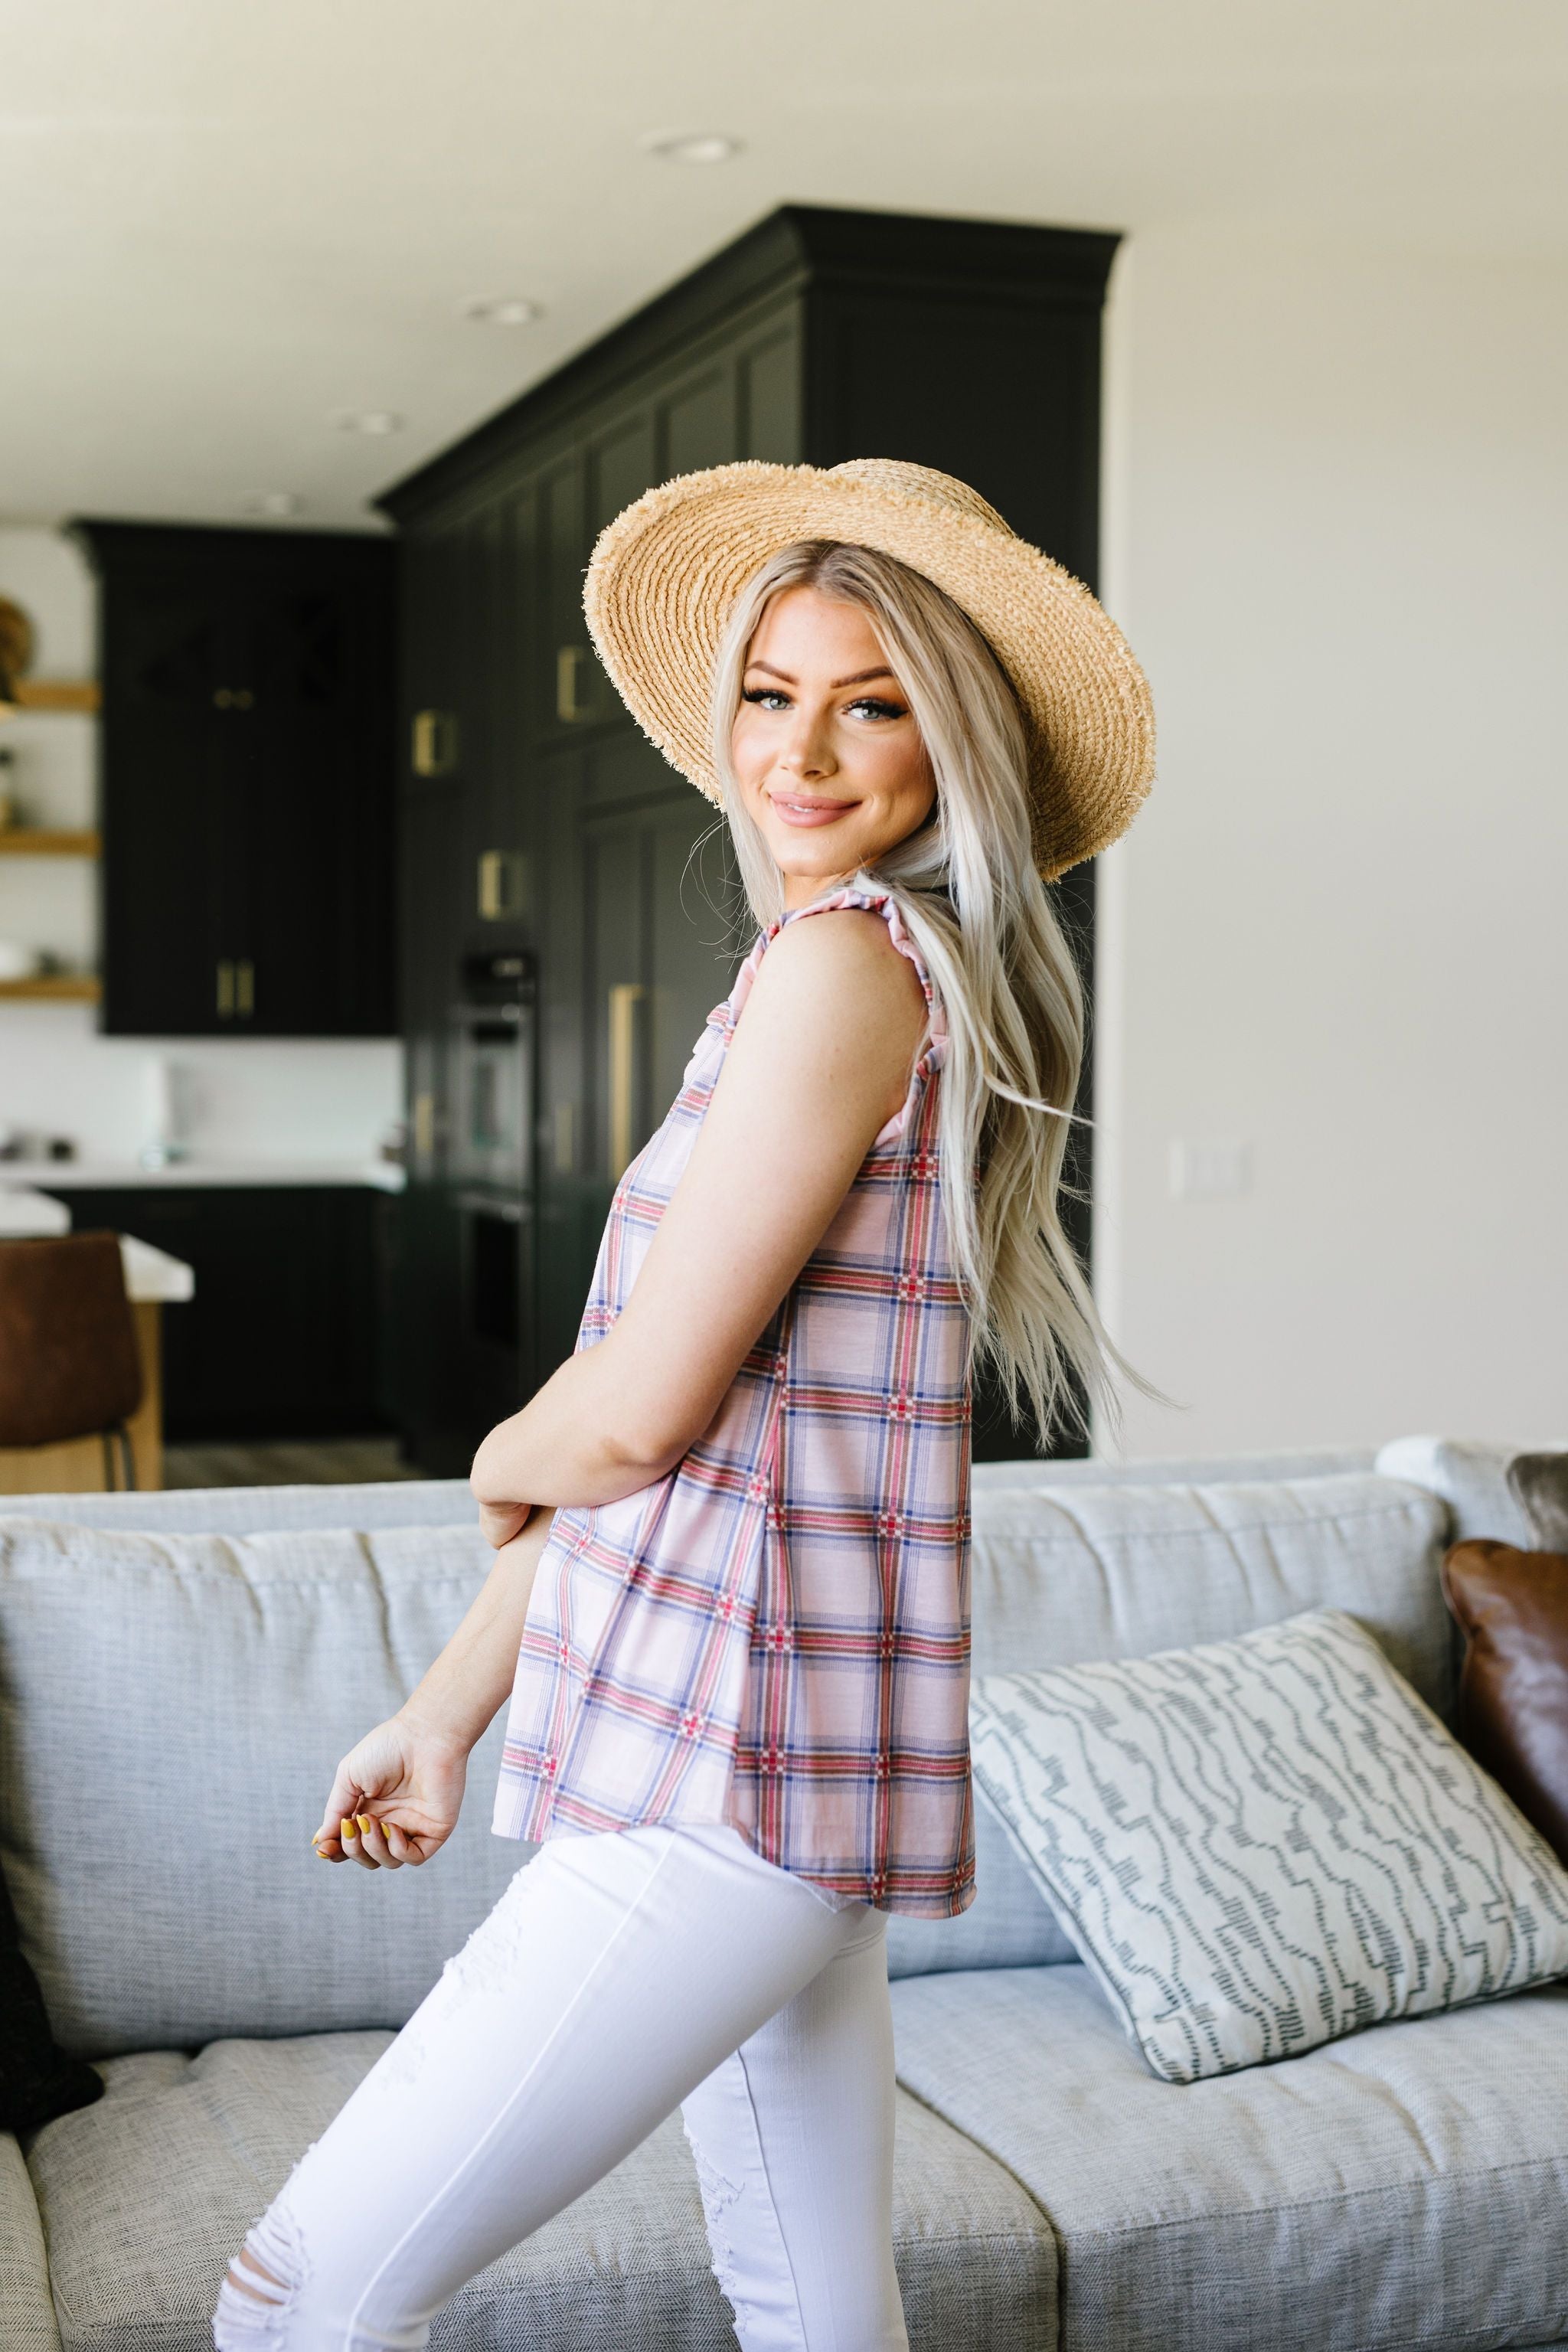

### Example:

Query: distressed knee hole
xmin=230 ymin=2246 xmax=285 ymax=2301
xmin=683 ymin=2115 xmax=756 ymax=2332
xmin=214 ymin=2200 xmax=311 ymax=2345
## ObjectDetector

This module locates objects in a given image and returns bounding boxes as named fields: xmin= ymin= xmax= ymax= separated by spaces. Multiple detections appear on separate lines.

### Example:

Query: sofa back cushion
xmin=968 ymin=1472 xmax=1455 ymax=1716
xmin=895 ymin=1471 xmax=1455 ymax=1979
xmin=971 ymin=1443 xmax=1377 ymax=1492
xmin=0 ymin=1478 xmax=477 ymax=1538
xmin=0 ymin=1472 xmax=1459 ymax=2045
xmin=0 ymin=1517 xmax=528 ymax=2058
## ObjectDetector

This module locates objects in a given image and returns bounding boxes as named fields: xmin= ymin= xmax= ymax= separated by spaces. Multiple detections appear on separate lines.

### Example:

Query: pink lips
xmin=769 ymin=792 xmax=855 ymax=828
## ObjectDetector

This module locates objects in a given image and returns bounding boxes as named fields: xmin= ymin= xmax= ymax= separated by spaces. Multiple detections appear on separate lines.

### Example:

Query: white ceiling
xmin=5 ymin=0 xmax=1566 ymax=527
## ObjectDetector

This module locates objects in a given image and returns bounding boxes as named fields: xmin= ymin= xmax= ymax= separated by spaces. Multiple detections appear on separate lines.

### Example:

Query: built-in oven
xmin=448 ymin=949 xmax=537 ymax=1429
xmin=449 ymin=949 xmax=535 ymax=1196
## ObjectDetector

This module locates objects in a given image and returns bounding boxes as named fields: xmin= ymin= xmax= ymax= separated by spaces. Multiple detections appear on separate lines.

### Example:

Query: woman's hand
xmin=311 ymin=1707 xmax=472 ymax=1870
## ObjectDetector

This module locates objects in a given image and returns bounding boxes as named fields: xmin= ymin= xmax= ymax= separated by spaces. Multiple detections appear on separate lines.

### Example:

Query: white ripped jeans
xmin=211 ymin=1820 xmax=908 ymax=2352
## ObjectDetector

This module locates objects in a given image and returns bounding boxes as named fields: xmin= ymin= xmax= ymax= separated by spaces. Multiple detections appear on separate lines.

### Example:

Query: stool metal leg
xmin=100 ymin=1423 xmax=137 ymax=1491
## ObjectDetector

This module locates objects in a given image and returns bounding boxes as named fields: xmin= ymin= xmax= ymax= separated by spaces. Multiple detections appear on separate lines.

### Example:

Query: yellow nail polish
xmin=358 ymin=1814 xmax=374 ymax=1836
xmin=341 ymin=1816 xmax=357 ymax=1840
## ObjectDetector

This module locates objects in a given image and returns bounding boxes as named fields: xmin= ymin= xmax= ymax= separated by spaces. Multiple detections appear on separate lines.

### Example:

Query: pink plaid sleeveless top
xmin=492 ymin=885 xmax=975 ymax=1916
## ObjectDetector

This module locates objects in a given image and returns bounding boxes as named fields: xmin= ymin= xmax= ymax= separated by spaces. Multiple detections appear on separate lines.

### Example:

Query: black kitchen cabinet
xmin=377 ymin=203 xmax=1117 ymax=1469
xmin=68 ymin=521 xmax=397 ymax=1037
xmin=46 ymin=1186 xmax=385 ymax=1442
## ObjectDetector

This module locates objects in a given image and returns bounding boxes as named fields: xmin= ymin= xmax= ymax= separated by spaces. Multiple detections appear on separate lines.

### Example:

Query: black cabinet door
xmin=98 ymin=570 xmax=249 ymax=1034
xmin=233 ymin=567 xmax=397 ymax=1035
xmin=74 ymin=521 xmax=397 ymax=1039
xmin=531 ymin=737 xmax=742 ymax=1379
xmin=45 ymin=1186 xmax=384 ymax=1442
xmin=378 ymin=1181 xmax=472 ymax=1475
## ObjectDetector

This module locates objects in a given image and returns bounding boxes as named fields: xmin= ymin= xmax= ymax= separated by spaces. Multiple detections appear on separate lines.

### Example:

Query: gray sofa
xmin=2 ymin=1434 xmax=1565 ymax=2352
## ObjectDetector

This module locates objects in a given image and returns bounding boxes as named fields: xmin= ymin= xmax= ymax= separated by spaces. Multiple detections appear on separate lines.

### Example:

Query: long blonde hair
xmin=705 ymin=537 xmax=1172 ymax=1452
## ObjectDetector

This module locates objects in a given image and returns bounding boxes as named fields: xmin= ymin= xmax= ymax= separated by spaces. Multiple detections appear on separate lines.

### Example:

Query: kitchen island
xmin=18 ymin=1165 xmax=399 ymax=1447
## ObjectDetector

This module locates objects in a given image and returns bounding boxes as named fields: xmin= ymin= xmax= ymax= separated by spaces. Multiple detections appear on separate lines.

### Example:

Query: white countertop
xmin=118 ymin=1235 xmax=196 ymax=1302
xmin=0 ymin=1158 xmax=407 ymax=1192
xmin=0 ymin=1187 xmax=194 ymax=1302
xmin=0 ymin=1186 xmax=70 ymax=1236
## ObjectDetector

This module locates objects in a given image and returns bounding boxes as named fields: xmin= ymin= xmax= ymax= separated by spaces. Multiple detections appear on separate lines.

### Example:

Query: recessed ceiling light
xmin=243 ymin=491 xmax=303 ymax=518
xmin=642 ymin=131 xmax=743 ymax=165
xmin=462 ymin=296 xmax=543 ymax=326
xmin=332 ymin=410 xmax=405 ymax=436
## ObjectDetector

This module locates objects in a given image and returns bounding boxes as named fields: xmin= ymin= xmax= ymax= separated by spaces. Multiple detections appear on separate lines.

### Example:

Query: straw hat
xmin=582 ymin=457 xmax=1155 ymax=883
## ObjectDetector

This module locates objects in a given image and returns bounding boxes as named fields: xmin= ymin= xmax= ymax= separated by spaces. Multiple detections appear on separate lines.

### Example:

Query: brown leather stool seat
xmin=0 ymin=1231 xmax=144 ymax=1487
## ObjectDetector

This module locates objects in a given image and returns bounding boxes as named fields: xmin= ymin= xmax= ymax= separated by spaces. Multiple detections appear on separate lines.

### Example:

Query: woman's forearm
xmin=397 ymin=1508 xmax=560 ymax=1755
xmin=469 ymin=1343 xmax=671 ymax=1523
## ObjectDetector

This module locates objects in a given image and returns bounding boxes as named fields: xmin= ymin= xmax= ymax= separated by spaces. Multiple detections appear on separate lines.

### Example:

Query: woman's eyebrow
xmin=745 ymin=660 xmax=900 ymax=689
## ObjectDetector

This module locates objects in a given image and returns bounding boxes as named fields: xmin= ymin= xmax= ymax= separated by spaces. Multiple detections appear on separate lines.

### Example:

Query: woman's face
xmin=730 ymin=585 xmax=937 ymax=910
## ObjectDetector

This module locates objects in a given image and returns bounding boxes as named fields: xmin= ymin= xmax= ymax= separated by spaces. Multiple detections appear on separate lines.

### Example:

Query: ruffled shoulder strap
xmin=708 ymin=888 xmax=949 ymax=1154
xmin=716 ymin=887 xmax=947 ymax=1062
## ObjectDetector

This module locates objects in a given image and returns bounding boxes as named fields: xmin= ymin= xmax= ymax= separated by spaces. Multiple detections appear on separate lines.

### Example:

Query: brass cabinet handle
xmin=212 ymin=688 xmax=255 ymax=710
xmin=477 ymin=849 xmax=528 ymax=922
xmin=556 ymin=646 xmax=589 ymax=724
xmin=236 ymin=959 xmax=254 ymax=1018
xmin=411 ymin=709 xmax=459 ymax=776
xmin=607 ymin=982 xmax=647 ymax=1181
xmin=216 ymin=959 xmax=235 ymax=1018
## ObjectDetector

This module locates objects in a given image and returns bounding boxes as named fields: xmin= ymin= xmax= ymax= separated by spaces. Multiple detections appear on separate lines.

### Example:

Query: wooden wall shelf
xmin=6 ymin=680 xmax=101 ymax=714
xmin=0 ymin=975 xmax=102 ymax=1001
xmin=0 ymin=828 xmax=101 ymax=857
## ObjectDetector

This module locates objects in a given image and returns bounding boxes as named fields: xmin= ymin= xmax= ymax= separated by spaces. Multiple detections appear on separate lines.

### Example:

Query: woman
xmin=214 ymin=459 xmax=1159 ymax=2351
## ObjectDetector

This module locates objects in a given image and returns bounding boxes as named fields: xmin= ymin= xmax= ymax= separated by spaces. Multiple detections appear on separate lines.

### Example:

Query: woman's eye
xmin=742 ymin=687 xmax=790 ymax=711
xmin=847 ymin=697 xmax=907 ymax=720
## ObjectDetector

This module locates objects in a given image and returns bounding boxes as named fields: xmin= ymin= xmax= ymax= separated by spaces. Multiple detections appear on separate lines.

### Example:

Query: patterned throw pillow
xmin=969 ymin=1606 xmax=1568 ymax=2083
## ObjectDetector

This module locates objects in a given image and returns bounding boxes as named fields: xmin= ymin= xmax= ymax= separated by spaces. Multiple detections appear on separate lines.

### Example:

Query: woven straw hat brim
xmin=582 ymin=459 xmax=1155 ymax=882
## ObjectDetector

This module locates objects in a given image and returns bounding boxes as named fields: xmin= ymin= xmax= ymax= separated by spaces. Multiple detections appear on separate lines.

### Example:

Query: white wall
xmin=0 ymin=527 xmax=400 ymax=1165
xmin=1093 ymin=222 xmax=1568 ymax=1457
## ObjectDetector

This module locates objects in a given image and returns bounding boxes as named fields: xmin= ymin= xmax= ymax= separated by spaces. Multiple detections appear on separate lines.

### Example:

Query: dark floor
xmin=162 ymin=1436 xmax=424 ymax=1488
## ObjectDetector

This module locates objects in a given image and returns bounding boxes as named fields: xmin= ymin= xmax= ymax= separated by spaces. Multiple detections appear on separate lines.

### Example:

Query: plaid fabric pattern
xmin=492 ymin=887 xmax=975 ymax=1916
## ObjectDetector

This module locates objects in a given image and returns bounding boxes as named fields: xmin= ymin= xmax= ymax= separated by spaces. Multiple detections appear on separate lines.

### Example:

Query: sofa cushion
xmin=0 ymin=1517 xmax=534 ymax=2055
xmin=1 ymin=2132 xmax=58 ymax=2352
xmin=885 ymin=1471 xmax=1437 ymax=1984
xmin=968 ymin=1472 xmax=1455 ymax=1714
xmin=891 ymin=1963 xmax=1568 ymax=2352
xmin=1374 ymin=1435 xmax=1568 ymax=1548
xmin=968 ymin=1607 xmax=1568 ymax=2082
xmin=972 ymin=1445 xmax=1377 ymax=1491
xmin=23 ymin=2032 xmax=1060 ymax=2352
xmin=0 ymin=1479 xmax=476 ymax=1537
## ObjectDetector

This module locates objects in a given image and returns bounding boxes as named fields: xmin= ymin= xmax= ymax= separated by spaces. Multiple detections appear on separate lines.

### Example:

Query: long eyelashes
xmin=740 ymin=688 xmax=909 ymax=720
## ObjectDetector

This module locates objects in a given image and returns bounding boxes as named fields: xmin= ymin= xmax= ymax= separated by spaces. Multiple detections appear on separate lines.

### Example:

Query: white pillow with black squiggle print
xmin=968 ymin=1606 xmax=1568 ymax=2083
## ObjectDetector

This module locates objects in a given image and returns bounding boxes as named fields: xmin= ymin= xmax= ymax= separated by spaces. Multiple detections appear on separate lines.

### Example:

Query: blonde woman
xmin=214 ymin=461 xmax=1159 ymax=2352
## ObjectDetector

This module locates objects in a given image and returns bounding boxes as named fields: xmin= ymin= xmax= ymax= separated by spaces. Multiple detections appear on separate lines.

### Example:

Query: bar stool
xmin=0 ymin=1231 xmax=145 ymax=1488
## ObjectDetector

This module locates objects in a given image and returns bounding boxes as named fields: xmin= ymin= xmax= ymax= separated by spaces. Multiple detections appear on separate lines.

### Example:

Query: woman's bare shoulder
xmin=756 ymin=903 xmax=928 ymax=1023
